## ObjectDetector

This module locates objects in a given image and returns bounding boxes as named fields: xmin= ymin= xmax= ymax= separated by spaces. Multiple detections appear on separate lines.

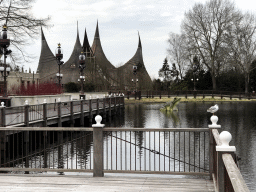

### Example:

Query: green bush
xmin=64 ymin=82 xmax=79 ymax=92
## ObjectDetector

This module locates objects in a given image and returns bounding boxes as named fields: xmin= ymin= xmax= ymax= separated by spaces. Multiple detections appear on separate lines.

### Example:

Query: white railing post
xmin=43 ymin=99 xmax=47 ymax=127
xmin=0 ymin=102 xmax=6 ymax=127
xmin=57 ymin=98 xmax=62 ymax=127
xmin=208 ymin=114 xmax=221 ymax=180
xmin=216 ymin=131 xmax=236 ymax=192
xmin=92 ymin=115 xmax=105 ymax=177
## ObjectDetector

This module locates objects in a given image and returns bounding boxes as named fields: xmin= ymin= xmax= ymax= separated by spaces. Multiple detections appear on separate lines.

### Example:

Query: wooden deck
xmin=0 ymin=173 xmax=215 ymax=192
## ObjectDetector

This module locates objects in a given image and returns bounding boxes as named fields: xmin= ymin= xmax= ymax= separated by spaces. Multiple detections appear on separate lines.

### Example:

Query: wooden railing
xmin=210 ymin=128 xmax=249 ymax=192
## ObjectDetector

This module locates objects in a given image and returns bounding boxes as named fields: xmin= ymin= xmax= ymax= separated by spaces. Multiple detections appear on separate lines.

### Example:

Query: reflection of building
xmin=37 ymin=22 xmax=152 ymax=91
xmin=0 ymin=71 xmax=39 ymax=95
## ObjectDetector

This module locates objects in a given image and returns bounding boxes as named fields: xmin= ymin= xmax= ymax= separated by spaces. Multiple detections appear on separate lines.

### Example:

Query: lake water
xmin=105 ymin=102 xmax=256 ymax=191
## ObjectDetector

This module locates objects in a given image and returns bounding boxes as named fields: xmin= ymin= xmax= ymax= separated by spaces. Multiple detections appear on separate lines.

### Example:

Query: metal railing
xmin=0 ymin=127 xmax=209 ymax=176
xmin=125 ymin=90 xmax=254 ymax=100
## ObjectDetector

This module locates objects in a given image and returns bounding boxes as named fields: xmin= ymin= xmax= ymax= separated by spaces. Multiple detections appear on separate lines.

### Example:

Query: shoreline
xmin=124 ymin=96 xmax=256 ymax=104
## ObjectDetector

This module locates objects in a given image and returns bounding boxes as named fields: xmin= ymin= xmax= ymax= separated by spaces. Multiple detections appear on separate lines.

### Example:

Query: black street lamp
xmin=191 ymin=78 xmax=199 ymax=90
xmin=132 ymin=65 xmax=138 ymax=92
xmin=0 ymin=24 xmax=12 ymax=106
xmin=78 ymin=51 xmax=86 ymax=99
xmin=55 ymin=43 xmax=64 ymax=88
xmin=191 ymin=56 xmax=199 ymax=91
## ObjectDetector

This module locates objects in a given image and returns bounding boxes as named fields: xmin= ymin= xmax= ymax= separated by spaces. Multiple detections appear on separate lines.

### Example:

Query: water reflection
xmin=119 ymin=102 xmax=256 ymax=191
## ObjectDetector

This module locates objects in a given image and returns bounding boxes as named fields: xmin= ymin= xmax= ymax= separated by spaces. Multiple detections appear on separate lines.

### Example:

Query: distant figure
xmin=207 ymin=104 xmax=219 ymax=115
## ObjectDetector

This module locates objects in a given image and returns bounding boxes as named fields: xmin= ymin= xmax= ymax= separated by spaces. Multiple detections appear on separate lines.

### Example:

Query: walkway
xmin=0 ymin=173 xmax=215 ymax=192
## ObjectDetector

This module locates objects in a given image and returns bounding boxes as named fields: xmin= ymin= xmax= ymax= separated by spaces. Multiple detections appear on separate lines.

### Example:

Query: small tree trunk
xmin=212 ymin=74 xmax=217 ymax=91
xmin=245 ymin=72 xmax=249 ymax=93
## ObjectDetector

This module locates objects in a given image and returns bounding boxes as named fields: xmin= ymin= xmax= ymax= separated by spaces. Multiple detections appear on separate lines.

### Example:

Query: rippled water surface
xmin=106 ymin=102 xmax=256 ymax=191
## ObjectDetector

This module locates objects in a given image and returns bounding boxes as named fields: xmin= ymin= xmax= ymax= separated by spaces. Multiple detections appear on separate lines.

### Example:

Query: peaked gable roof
xmin=37 ymin=28 xmax=58 ymax=81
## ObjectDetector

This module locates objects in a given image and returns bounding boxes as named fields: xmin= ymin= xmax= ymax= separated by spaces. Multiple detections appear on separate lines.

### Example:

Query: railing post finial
xmin=1 ymin=102 xmax=5 ymax=107
xmin=93 ymin=115 xmax=104 ymax=127
xmin=209 ymin=115 xmax=221 ymax=128
xmin=43 ymin=99 xmax=47 ymax=104
xmin=216 ymin=131 xmax=236 ymax=151
xmin=25 ymin=100 xmax=29 ymax=105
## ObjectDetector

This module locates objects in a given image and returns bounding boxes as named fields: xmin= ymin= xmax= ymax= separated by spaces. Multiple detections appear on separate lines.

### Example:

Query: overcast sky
xmin=23 ymin=0 xmax=256 ymax=79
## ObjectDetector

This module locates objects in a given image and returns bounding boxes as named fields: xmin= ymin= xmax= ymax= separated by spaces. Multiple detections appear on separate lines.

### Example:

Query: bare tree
xmin=181 ymin=0 xmax=239 ymax=90
xmin=167 ymin=32 xmax=188 ymax=80
xmin=224 ymin=12 xmax=256 ymax=93
xmin=0 ymin=0 xmax=51 ymax=65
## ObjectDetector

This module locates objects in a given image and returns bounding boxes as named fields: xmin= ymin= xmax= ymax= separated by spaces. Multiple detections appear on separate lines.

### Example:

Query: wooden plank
xmin=222 ymin=153 xmax=250 ymax=192
xmin=212 ymin=129 xmax=222 ymax=146
xmin=0 ymin=127 xmax=93 ymax=131
xmin=0 ymin=174 xmax=215 ymax=192
xmin=104 ymin=128 xmax=210 ymax=132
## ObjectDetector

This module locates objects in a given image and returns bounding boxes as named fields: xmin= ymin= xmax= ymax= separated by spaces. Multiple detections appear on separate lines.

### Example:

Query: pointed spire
xmin=138 ymin=31 xmax=142 ymax=48
xmin=83 ymin=27 xmax=91 ymax=55
xmin=41 ymin=27 xmax=45 ymax=41
xmin=77 ymin=20 xmax=79 ymax=37
xmin=94 ymin=20 xmax=100 ymax=39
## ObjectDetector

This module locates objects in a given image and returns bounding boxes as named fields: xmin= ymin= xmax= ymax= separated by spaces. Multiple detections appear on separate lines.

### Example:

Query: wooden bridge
xmin=0 ymin=96 xmax=125 ymax=127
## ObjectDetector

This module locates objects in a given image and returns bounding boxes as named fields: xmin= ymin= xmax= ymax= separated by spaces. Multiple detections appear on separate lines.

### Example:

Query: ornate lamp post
xmin=78 ymin=51 xmax=86 ymax=99
xmin=55 ymin=43 xmax=64 ymax=88
xmin=191 ymin=77 xmax=199 ymax=90
xmin=132 ymin=65 xmax=138 ymax=92
xmin=0 ymin=24 xmax=12 ymax=106
xmin=191 ymin=56 xmax=199 ymax=91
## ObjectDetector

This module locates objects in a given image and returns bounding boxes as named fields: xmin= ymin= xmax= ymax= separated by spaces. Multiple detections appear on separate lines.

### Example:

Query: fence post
xmin=208 ymin=115 xmax=221 ymax=180
xmin=24 ymin=100 xmax=30 ymax=174
xmin=216 ymin=131 xmax=236 ymax=192
xmin=0 ymin=102 xmax=6 ymax=172
xmin=24 ymin=100 xmax=29 ymax=127
xmin=70 ymin=98 xmax=74 ymax=126
xmin=97 ymin=97 xmax=99 ymax=115
xmin=109 ymin=96 xmax=112 ymax=117
xmin=43 ymin=99 xmax=47 ymax=127
xmin=103 ymin=97 xmax=106 ymax=119
xmin=114 ymin=95 xmax=117 ymax=115
xmin=80 ymin=97 xmax=84 ymax=127
xmin=92 ymin=115 xmax=105 ymax=177
xmin=160 ymin=91 xmax=161 ymax=99
xmin=57 ymin=98 xmax=62 ymax=127
xmin=0 ymin=102 xmax=6 ymax=127
xmin=89 ymin=97 xmax=92 ymax=126
xmin=118 ymin=95 xmax=121 ymax=114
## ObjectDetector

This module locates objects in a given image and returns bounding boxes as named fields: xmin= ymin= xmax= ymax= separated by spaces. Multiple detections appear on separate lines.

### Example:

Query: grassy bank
xmin=125 ymin=96 xmax=256 ymax=104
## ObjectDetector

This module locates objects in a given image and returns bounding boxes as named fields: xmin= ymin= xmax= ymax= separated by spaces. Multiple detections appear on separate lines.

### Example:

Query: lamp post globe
xmin=55 ymin=43 xmax=64 ymax=88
